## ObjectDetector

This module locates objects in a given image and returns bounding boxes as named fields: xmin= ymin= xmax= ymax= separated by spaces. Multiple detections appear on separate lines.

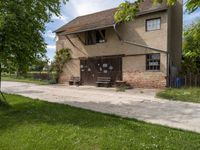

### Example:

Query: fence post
xmin=185 ymin=75 xmax=187 ymax=87
xmin=195 ymin=74 xmax=197 ymax=87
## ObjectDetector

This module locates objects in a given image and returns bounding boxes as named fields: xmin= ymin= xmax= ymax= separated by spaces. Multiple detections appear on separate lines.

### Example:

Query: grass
xmin=0 ymin=94 xmax=200 ymax=150
xmin=2 ymin=76 xmax=50 ymax=85
xmin=157 ymin=88 xmax=200 ymax=103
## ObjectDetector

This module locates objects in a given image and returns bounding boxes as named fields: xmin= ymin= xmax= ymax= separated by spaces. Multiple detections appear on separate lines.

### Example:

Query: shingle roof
xmin=55 ymin=0 xmax=167 ymax=35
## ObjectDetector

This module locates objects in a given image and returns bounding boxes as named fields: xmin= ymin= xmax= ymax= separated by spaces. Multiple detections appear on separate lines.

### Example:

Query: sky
xmin=44 ymin=0 xmax=200 ymax=61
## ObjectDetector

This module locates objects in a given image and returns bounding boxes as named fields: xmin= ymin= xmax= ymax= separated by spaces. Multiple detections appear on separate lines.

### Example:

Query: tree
xmin=186 ymin=0 xmax=200 ymax=13
xmin=115 ymin=0 xmax=200 ymax=23
xmin=0 ymin=0 xmax=67 ymax=104
xmin=30 ymin=57 xmax=49 ymax=72
xmin=53 ymin=48 xmax=71 ymax=83
xmin=183 ymin=20 xmax=200 ymax=58
xmin=182 ymin=19 xmax=200 ymax=74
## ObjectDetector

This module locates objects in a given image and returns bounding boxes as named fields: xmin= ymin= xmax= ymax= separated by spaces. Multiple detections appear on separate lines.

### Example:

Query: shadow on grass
xmin=0 ymin=94 xmax=200 ymax=150
xmin=0 ymin=94 xmax=145 ymax=133
xmin=1 ymin=94 xmax=200 ymax=134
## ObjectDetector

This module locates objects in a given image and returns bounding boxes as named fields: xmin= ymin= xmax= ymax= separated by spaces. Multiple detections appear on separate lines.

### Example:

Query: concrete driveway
xmin=2 ymin=81 xmax=200 ymax=133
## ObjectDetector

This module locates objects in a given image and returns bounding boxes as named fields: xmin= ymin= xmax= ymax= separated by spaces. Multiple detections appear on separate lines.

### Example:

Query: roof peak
xmin=76 ymin=7 xmax=117 ymax=19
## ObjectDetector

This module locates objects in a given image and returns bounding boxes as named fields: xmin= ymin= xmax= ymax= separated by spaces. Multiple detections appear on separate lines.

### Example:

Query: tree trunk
xmin=0 ymin=25 xmax=7 ymax=106
xmin=0 ymin=64 xmax=4 ymax=105
xmin=0 ymin=64 xmax=3 ymax=105
xmin=0 ymin=63 xmax=7 ymax=106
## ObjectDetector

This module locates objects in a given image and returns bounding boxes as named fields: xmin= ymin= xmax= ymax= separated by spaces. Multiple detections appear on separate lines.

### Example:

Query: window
xmin=85 ymin=30 xmax=105 ymax=45
xmin=146 ymin=18 xmax=161 ymax=31
xmin=146 ymin=53 xmax=160 ymax=71
xmin=96 ymin=30 xmax=105 ymax=43
xmin=85 ymin=31 xmax=95 ymax=45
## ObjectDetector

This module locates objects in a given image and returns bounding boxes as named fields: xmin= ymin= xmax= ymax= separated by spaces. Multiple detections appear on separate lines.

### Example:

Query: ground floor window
xmin=146 ymin=53 xmax=160 ymax=71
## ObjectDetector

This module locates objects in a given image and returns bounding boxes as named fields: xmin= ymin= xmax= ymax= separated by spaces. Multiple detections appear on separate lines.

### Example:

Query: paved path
xmin=2 ymin=81 xmax=200 ymax=133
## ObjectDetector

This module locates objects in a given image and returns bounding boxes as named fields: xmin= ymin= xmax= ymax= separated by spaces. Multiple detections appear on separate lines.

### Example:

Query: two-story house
xmin=54 ymin=0 xmax=182 ymax=88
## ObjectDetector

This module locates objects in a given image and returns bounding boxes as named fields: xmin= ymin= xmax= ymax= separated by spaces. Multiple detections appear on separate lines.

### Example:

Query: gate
xmin=80 ymin=56 xmax=122 ymax=85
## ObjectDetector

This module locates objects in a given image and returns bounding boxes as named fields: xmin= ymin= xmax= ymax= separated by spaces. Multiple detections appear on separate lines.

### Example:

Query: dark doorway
xmin=80 ymin=56 xmax=122 ymax=85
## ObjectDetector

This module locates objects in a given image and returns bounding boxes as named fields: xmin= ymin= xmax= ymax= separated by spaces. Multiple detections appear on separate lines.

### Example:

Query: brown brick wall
xmin=123 ymin=71 xmax=167 ymax=88
xmin=122 ymin=55 xmax=167 ymax=88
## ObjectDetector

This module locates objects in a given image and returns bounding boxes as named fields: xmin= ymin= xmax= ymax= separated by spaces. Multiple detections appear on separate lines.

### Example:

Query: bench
xmin=115 ymin=80 xmax=127 ymax=87
xmin=69 ymin=77 xmax=81 ymax=86
xmin=96 ymin=77 xmax=112 ymax=87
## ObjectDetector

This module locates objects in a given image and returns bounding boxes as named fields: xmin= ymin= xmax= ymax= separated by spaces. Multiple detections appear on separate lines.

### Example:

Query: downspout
xmin=167 ymin=52 xmax=170 ymax=87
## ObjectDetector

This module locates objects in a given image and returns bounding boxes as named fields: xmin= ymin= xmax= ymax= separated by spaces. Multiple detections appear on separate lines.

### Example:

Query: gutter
xmin=59 ymin=25 xmax=114 ymax=36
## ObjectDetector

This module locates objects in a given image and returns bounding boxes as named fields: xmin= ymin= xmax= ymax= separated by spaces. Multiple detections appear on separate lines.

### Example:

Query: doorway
xmin=80 ymin=56 xmax=122 ymax=85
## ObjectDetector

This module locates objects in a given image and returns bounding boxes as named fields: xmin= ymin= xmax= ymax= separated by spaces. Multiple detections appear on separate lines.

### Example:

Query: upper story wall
xmin=56 ymin=10 xmax=168 ymax=59
xmin=118 ymin=10 xmax=168 ymax=51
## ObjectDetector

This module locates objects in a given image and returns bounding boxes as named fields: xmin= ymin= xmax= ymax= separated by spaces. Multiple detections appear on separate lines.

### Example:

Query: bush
xmin=26 ymin=72 xmax=56 ymax=81
xmin=48 ymin=79 xmax=57 ymax=84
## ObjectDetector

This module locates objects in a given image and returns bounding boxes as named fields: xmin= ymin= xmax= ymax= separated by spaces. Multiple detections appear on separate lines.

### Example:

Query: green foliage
xmin=115 ymin=0 xmax=199 ymax=23
xmin=30 ymin=57 xmax=49 ymax=72
xmin=183 ymin=20 xmax=200 ymax=58
xmin=182 ymin=20 xmax=200 ymax=74
xmin=165 ymin=0 xmax=176 ymax=6
xmin=114 ymin=1 xmax=141 ymax=23
xmin=186 ymin=0 xmax=200 ymax=13
xmin=0 ymin=0 xmax=67 ymax=76
xmin=0 ymin=94 xmax=200 ymax=149
xmin=2 ymin=74 xmax=50 ymax=85
xmin=53 ymin=48 xmax=71 ymax=82
xmin=157 ymin=88 xmax=200 ymax=103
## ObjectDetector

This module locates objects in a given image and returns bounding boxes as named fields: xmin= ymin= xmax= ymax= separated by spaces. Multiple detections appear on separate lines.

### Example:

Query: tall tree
xmin=115 ymin=0 xmax=200 ymax=23
xmin=53 ymin=48 xmax=71 ymax=83
xmin=184 ymin=20 xmax=200 ymax=58
xmin=0 ymin=0 xmax=67 ymax=104
xmin=182 ymin=19 xmax=200 ymax=74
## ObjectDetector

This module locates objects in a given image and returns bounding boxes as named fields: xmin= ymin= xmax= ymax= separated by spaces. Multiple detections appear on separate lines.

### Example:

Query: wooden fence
xmin=170 ymin=73 xmax=200 ymax=88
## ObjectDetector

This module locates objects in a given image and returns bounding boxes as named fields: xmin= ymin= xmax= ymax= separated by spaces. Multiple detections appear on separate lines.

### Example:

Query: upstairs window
xmin=146 ymin=18 xmax=161 ymax=31
xmin=96 ymin=30 xmax=105 ymax=43
xmin=85 ymin=31 xmax=95 ymax=45
xmin=146 ymin=53 xmax=160 ymax=71
xmin=85 ymin=30 xmax=105 ymax=45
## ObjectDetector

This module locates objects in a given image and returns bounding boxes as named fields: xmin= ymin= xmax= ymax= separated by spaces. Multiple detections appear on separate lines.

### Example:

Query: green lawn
xmin=2 ymin=76 xmax=50 ymax=85
xmin=0 ymin=94 xmax=199 ymax=150
xmin=157 ymin=88 xmax=200 ymax=103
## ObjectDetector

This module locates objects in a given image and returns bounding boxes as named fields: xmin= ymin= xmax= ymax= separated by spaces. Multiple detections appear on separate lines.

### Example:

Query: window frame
xmin=145 ymin=17 xmax=161 ymax=32
xmin=146 ymin=53 xmax=161 ymax=71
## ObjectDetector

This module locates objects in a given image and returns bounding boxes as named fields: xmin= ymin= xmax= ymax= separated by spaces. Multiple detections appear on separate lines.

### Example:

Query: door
xmin=96 ymin=56 xmax=122 ymax=82
xmin=80 ymin=56 xmax=122 ymax=85
xmin=80 ymin=58 xmax=97 ymax=85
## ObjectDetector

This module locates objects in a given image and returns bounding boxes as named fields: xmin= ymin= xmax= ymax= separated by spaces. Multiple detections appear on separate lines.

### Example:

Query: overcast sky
xmin=44 ymin=0 xmax=200 ymax=61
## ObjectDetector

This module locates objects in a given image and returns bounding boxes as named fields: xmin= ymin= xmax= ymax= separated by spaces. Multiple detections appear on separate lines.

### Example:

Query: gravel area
xmin=2 ymin=81 xmax=200 ymax=133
